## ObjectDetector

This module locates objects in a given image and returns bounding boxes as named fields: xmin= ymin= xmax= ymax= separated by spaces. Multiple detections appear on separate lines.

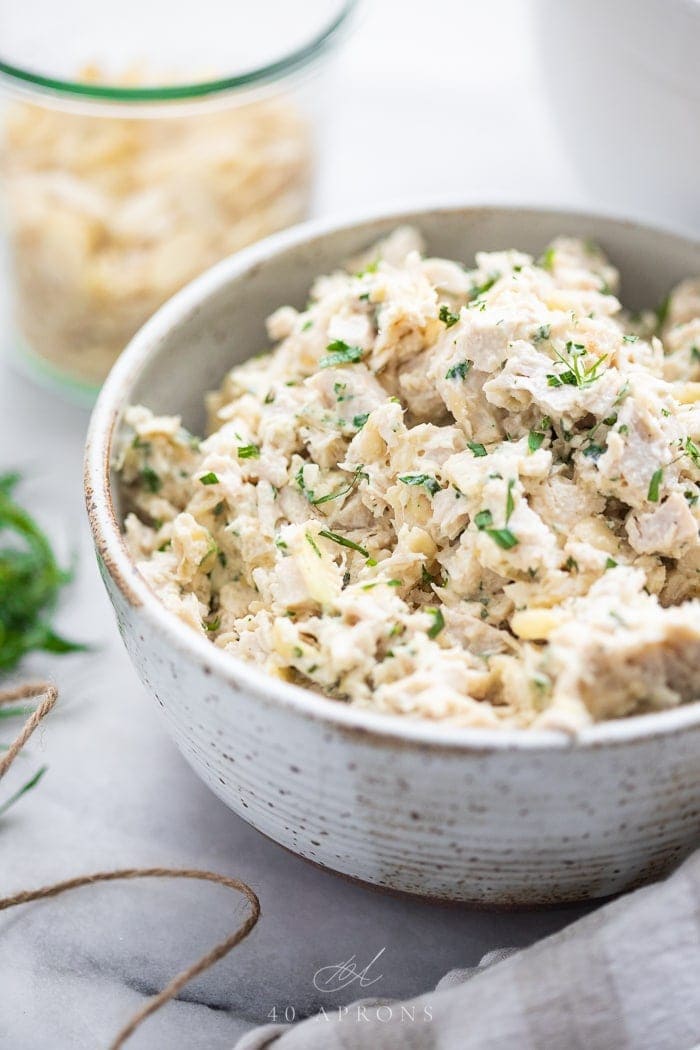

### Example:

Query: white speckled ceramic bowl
xmin=85 ymin=205 xmax=700 ymax=905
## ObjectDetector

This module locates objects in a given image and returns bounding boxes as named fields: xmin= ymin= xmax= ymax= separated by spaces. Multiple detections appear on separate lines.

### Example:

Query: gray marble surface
xmin=0 ymin=3 xmax=610 ymax=1047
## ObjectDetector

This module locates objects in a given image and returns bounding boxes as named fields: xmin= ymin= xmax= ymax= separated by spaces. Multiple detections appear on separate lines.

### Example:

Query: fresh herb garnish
xmin=474 ymin=509 xmax=493 ymax=530
xmin=318 ymin=530 xmax=370 ymax=558
xmin=237 ymin=445 xmax=260 ymax=459
xmin=439 ymin=304 xmax=460 ymax=328
xmin=398 ymin=474 xmax=441 ymax=495
xmin=0 ymin=473 xmax=86 ymax=672
xmin=140 ymin=466 xmax=162 ymax=493
xmin=685 ymin=437 xmax=700 ymax=468
xmin=528 ymin=430 xmax=545 ymax=453
xmin=548 ymin=341 xmax=607 ymax=389
xmin=487 ymin=528 xmax=519 ymax=550
xmin=425 ymin=606 xmax=445 ymax=639
xmin=200 ymin=472 xmax=219 ymax=485
xmin=468 ymin=273 xmax=499 ymax=300
xmin=648 ymin=468 xmax=663 ymax=502
xmin=605 ymin=557 xmax=618 ymax=570
xmin=353 ymin=413 xmax=369 ymax=429
xmin=319 ymin=340 xmax=364 ymax=368
xmin=309 ymin=466 xmax=368 ymax=506
xmin=445 ymin=360 xmax=471 ymax=381
xmin=474 ymin=498 xmax=518 ymax=549
xmin=533 ymin=324 xmax=551 ymax=343
xmin=505 ymin=479 xmax=515 ymax=523
xmin=467 ymin=441 xmax=487 ymax=457
xmin=305 ymin=532 xmax=322 ymax=558
xmin=656 ymin=293 xmax=670 ymax=328
xmin=539 ymin=246 xmax=556 ymax=272
xmin=623 ymin=334 xmax=639 ymax=344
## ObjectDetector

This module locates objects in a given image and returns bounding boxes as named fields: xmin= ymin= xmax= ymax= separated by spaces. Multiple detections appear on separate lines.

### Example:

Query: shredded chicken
xmin=117 ymin=229 xmax=700 ymax=732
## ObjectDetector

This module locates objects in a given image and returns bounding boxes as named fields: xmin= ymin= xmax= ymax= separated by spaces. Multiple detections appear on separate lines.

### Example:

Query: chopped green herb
xmin=353 ymin=413 xmax=369 ymax=429
xmin=356 ymin=259 xmax=379 ymax=277
xmin=583 ymin=443 xmax=605 ymax=459
xmin=474 ymin=506 xmax=518 ymax=548
xmin=528 ymin=430 xmax=545 ymax=453
xmin=533 ymin=324 xmax=551 ymax=343
xmin=305 ymin=532 xmax=322 ymax=557
xmin=548 ymin=342 xmax=607 ymax=389
xmin=685 ymin=437 xmax=700 ymax=467
xmin=468 ymin=441 xmax=487 ymax=457
xmin=301 ymin=320 xmax=313 ymax=331
xmin=237 ymin=444 xmax=260 ymax=459
xmin=614 ymin=382 xmax=631 ymax=407
xmin=656 ymin=293 xmax=670 ymax=328
xmin=691 ymin=345 xmax=700 ymax=363
xmin=623 ymin=334 xmax=639 ymax=344
xmin=200 ymin=472 xmax=219 ymax=485
xmin=425 ymin=606 xmax=445 ymax=639
xmin=487 ymin=528 xmax=519 ymax=550
xmin=141 ymin=466 xmax=162 ymax=493
xmin=565 ymin=556 xmax=579 ymax=573
xmin=318 ymin=530 xmax=370 ymax=558
xmin=439 ymin=304 xmax=460 ymax=328
xmin=295 ymin=465 xmax=312 ymax=500
xmin=319 ymin=340 xmax=364 ymax=368
xmin=648 ymin=468 xmax=663 ymax=502
xmin=685 ymin=490 xmax=699 ymax=507
xmin=398 ymin=474 xmax=441 ymax=495
xmin=505 ymin=479 xmax=515 ymax=523
xmin=309 ymin=466 xmax=368 ymax=506
xmin=445 ymin=360 xmax=471 ymax=381
xmin=468 ymin=273 xmax=499 ymax=300
xmin=604 ymin=557 xmax=618 ymax=570
xmin=539 ymin=246 xmax=556 ymax=272
xmin=474 ymin=509 xmax=493 ymax=530
xmin=203 ymin=615 xmax=221 ymax=632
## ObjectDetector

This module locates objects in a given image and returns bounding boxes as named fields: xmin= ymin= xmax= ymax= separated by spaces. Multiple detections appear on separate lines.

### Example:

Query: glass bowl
xmin=0 ymin=0 xmax=356 ymax=403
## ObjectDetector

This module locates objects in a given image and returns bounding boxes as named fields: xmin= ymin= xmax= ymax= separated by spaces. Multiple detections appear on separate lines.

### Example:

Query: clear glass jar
xmin=0 ymin=0 xmax=356 ymax=403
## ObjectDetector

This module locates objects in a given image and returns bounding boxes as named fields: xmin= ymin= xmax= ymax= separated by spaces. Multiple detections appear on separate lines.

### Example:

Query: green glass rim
xmin=0 ymin=0 xmax=357 ymax=103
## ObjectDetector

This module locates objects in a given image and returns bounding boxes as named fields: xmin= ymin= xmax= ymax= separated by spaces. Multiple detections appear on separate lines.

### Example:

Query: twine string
xmin=0 ymin=681 xmax=58 ymax=779
xmin=0 ymin=684 xmax=262 ymax=1049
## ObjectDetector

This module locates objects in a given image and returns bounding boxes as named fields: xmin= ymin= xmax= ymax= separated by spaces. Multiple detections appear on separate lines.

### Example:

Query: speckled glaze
xmin=85 ymin=204 xmax=700 ymax=905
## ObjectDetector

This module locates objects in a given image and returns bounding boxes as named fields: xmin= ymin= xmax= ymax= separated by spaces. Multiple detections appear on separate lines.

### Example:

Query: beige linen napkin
xmin=237 ymin=850 xmax=700 ymax=1049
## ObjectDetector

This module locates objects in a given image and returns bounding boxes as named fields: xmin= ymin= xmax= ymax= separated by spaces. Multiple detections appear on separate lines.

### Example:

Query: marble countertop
xmin=0 ymin=3 xmax=607 ymax=1047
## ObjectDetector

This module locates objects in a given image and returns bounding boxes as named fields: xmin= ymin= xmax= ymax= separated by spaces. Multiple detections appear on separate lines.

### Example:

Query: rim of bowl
xmin=0 ymin=0 xmax=357 ymax=107
xmin=85 ymin=199 xmax=700 ymax=754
